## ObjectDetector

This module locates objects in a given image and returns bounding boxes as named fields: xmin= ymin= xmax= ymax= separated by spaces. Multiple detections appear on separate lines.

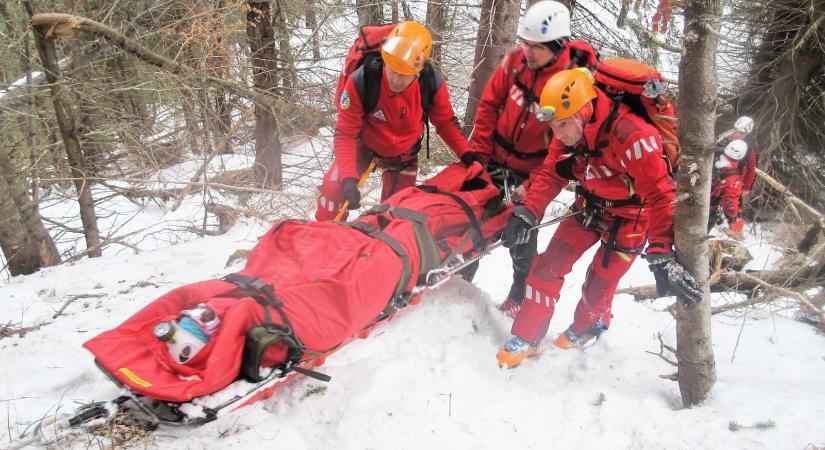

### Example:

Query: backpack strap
xmin=352 ymin=53 xmax=384 ymax=113
xmin=418 ymin=61 xmax=442 ymax=159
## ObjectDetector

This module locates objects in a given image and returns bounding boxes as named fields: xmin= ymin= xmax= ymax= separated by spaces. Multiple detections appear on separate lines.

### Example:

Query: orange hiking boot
xmin=496 ymin=336 xmax=538 ymax=369
xmin=553 ymin=330 xmax=593 ymax=349
xmin=553 ymin=321 xmax=608 ymax=350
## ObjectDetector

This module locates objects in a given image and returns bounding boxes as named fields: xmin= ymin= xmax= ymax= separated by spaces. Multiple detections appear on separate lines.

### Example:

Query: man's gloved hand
xmin=644 ymin=252 xmax=703 ymax=304
xmin=502 ymin=206 xmax=536 ymax=248
xmin=460 ymin=151 xmax=485 ymax=167
xmin=340 ymin=178 xmax=361 ymax=210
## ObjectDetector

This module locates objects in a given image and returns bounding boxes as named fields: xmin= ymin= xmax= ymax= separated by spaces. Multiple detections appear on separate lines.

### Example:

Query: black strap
xmin=353 ymin=58 xmax=441 ymax=160
xmin=365 ymin=205 xmax=442 ymax=279
xmin=352 ymin=53 xmax=384 ymax=113
xmin=576 ymin=185 xmax=641 ymax=209
xmin=221 ymin=273 xmax=305 ymax=366
xmin=415 ymin=185 xmax=485 ymax=252
xmin=493 ymin=131 xmax=549 ymax=160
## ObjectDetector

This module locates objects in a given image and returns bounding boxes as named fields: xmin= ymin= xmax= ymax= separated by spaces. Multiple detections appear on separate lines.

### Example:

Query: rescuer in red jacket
xmin=316 ymin=21 xmax=472 ymax=221
xmin=464 ymin=1 xmax=599 ymax=317
xmin=709 ymin=139 xmax=749 ymax=238
xmin=494 ymin=68 xmax=701 ymax=369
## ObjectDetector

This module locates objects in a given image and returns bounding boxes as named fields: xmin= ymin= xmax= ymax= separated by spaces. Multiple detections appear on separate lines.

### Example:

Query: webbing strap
xmin=415 ymin=185 xmax=485 ymax=252
xmin=222 ymin=273 xmax=304 ymax=360
xmin=576 ymin=185 xmax=641 ymax=209
xmin=493 ymin=131 xmax=548 ymax=160
xmin=341 ymin=221 xmax=412 ymax=299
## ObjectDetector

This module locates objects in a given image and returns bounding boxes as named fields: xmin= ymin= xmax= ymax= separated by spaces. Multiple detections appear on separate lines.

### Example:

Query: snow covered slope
xmin=1 ymin=208 xmax=823 ymax=449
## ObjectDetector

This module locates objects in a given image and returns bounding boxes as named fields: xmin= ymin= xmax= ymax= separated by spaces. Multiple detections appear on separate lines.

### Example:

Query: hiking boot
xmin=497 ymin=298 xmax=521 ymax=319
xmin=553 ymin=320 xmax=608 ymax=350
xmin=496 ymin=336 xmax=538 ymax=369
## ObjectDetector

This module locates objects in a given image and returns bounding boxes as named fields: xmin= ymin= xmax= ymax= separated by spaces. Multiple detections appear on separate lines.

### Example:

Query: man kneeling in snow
xmin=494 ymin=68 xmax=702 ymax=369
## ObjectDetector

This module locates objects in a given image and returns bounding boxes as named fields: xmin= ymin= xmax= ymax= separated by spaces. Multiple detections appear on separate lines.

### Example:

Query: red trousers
xmin=316 ymin=146 xmax=417 ymax=221
xmin=710 ymin=174 xmax=743 ymax=222
xmin=512 ymin=213 xmax=648 ymax=343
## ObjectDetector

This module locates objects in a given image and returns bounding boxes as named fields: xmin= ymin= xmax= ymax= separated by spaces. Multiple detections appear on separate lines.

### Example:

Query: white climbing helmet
xmin=734 ymin=116 xmax=754 ymax=134
xmin=517 ymin=0 xmax=571 ymax=43
xmin=723 ymin=139 xmax=748 ymax=161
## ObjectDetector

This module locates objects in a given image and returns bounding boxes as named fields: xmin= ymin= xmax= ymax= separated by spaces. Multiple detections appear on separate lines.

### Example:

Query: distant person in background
xmin=710 ymin=116 xmax=758 ymax=238
xmin=709 ymin=140 xmax=748 ymax=238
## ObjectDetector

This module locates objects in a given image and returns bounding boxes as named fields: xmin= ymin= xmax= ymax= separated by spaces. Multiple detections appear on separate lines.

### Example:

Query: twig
xmin=645 ymin=332 xmax=678 ymax=367
xmin=53 ymin=293 xmax=106 ymax=319
xmin=728 ymin=270 xmax=825 ymax=331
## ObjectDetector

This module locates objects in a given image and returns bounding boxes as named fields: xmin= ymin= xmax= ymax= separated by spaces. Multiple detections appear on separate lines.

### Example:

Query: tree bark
xmin=30 ymin=21 xmax=103 ymax=257
xmin=304 ymin=0 xmax=321 ymax=61
xmin=462 ymin=0 xmax=520 ymax=136
xmin=246 ymin=1 xmax=283 ymax=187
xmin=673 ymin=0 xmax=721 ymax=407
xmin=273 ymin=0 xmax=297 ymax=100
xmin=356 ymin=0 xmax=384 ymax=26
xmin=426 ymin=0 xmax=447 ymax=70
xmin=0 ymin=146 xmax=61 ymax=274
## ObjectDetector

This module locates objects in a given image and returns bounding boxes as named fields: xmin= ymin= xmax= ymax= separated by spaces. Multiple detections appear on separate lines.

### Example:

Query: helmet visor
xmin=382 ymin=36 xmax=426 ymax=74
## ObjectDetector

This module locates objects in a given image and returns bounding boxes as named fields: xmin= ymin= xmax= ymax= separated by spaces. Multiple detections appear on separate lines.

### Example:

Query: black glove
xmin=645 ymin=252 xmax=703 ymax=305
xmin=502 ymin=206 xmax=536 ymax=248
xmin=460 ymin=151 xmax=485 ymax=167
xmin=341 ymin=178 xmax=361 ymax=210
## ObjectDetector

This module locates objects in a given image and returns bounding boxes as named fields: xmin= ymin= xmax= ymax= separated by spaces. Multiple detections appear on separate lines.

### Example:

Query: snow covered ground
xmin=1 ymin=177 xmax=824 ymax=449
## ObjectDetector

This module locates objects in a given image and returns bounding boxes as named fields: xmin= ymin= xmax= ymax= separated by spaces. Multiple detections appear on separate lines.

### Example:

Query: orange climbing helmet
xmin=380 ymin=21 xmax=432 ymax=75
xmin=536 ymin=68 xmax=598 ymax=122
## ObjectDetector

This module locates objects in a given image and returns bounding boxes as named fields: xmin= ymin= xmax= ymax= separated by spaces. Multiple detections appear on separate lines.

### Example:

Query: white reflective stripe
xmin=534 ymin=289 xmax=541 ymax=304
xmin=328 ymin=202 xmax=335 ymax=212
xmin=634 ymin=141 xmax=643 ymax=160
xmin=640 ymin=137 xmax=655 ymax=153
xmin=320 ymin=196 xmax=327 ymax=208
xmin=545 ymin=295 xmax=551 ymax=308
xmin=648 ymin=136 xmax=659 ymax=149
xmin=525 ymin=284 xmax=533 ymax=302
xmin=602 ymin=165 xmax=613 ymax=177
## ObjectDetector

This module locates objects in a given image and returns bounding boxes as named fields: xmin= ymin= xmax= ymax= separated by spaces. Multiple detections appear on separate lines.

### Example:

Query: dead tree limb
xmin=756 ymin=169 xmax=825 ymax=227
xmin=28 ymin=13 xmax=321 ymax=121
xmin=729 ymin=270 xmax=825 ymax=331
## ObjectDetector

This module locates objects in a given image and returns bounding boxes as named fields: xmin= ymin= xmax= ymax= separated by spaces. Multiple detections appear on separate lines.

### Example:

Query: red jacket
xmin=469 ymin=42 xmax=598 ymax=175
xmin=334 ymin=70 xmax=470 ymax=180
xmin=711 ymin=155 xmax=744 ymax=220
xmin=521 ymin=90 xmax=676 ymax=252
xmin=716 ymin=130 xmax=758 ymax=191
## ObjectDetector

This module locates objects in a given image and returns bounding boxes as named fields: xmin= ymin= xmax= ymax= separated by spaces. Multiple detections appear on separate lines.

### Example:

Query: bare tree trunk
xmin=673 ymin=0 xmax=721 ymax=407
xmin=273 ymin=0 xmax=297 ymax=100
xmin=246 ymin=1 xmax=283 ymax=187
xmin=30 ymin=20 xmax=103 ymax=257
xmin=0 ymin=146 xmax=61 ymax=274
xmin=356 ymin=0 xmax=384 ymax=26
xmin=462 ymin=0 xmax=520 ymax=136
xmin=426 ymin=0 xmax=447 ymax=70
xmin=391 ymin=0 xmax=398 ymax=22
xmin=305 ymin=0 xmax=321 ymax=61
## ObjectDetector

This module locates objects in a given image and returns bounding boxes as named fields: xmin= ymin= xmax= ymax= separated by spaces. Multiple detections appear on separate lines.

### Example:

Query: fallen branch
xmin=756 ymin=169 xmax=825 ymax=227
xmin=53 ymin=293 xmax=106 ymax=319
xmin=618 ymin=265 xmax=825 ymax=300
xmin=727 ymin=270 xmax=825 ymax=331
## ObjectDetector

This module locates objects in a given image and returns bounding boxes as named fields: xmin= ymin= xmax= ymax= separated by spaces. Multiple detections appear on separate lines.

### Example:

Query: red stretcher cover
xmin=84 ymin=164 xmax=510 ymax=402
